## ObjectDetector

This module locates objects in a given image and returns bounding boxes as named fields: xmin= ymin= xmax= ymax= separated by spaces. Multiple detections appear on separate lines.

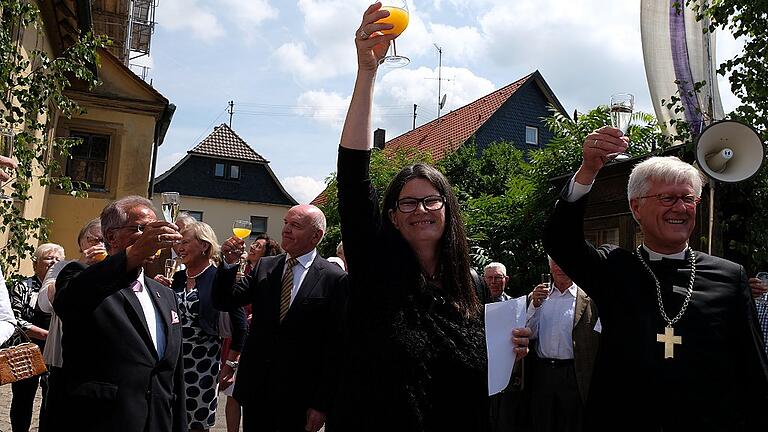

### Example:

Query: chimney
xmin=374 ymin=128 xmax=386 ymax=150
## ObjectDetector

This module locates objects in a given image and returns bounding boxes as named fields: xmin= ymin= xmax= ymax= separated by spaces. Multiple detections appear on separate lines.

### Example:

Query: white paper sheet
xmin=485 ymin=295 xmax=527 ymax=396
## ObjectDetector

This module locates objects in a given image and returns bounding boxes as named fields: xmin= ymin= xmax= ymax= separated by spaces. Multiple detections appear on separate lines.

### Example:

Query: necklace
xmin=635 ymin=246 xmax=696 ymax=359
xmin=186 ymin=263 xmax=211 ymax=280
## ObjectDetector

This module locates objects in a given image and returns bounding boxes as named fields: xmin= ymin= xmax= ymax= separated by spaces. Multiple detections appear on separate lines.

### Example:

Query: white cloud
xmin=295 ymin=90 xmax=351 ymax=130
xmin=282 ymin=176 xmax=327 ymax=204
xmin=156 ymin=0 xmax=225 ymax=40
xmin=219 ymin=0 xmax=279 ymax=41
xmin=374 ymin=66 xmax=495 ymax=138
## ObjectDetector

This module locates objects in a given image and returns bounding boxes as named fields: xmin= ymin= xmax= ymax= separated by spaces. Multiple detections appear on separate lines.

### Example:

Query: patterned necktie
xmin=279 ymin=257 xmax=299 ymax=322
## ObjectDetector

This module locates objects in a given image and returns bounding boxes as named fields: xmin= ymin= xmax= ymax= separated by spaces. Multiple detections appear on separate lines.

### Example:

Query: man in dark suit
xmin=544 ymin=128 xmax=768 ymax=430
xmin=214 ymin=204 xmax=346 ymax=432
xmin=527 ymin=258 xmax=599 ymax=432
xmin=54 ymin=196 xmax=186 ymax=432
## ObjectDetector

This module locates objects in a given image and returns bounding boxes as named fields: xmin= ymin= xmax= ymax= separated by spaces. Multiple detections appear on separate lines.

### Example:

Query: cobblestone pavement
xmin=0 ymin=383 xmax=237 ymax=432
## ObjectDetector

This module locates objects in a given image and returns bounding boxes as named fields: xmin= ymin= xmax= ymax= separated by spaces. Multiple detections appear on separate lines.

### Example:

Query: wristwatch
xmin=225 ymin=360 xmax=239 ymax=369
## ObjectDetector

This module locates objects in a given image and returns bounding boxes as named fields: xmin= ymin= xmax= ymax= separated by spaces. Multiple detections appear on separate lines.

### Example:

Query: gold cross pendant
xmin=656 ymin=326 xmax=682 ymax=359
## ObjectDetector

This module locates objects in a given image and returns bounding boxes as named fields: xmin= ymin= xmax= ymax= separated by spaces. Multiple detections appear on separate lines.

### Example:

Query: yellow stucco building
xmin=4 ymin=0 xmax=173 ymax=274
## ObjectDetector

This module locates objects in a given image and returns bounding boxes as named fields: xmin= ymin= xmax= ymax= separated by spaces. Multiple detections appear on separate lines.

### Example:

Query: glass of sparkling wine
xmin=608 ymin=93 xmax=634 ymax=161
xmin=0 ymin=129 xmax=15 ymax=201
xmin=161 ymin=192 xmax=180 ymax=222
xmin=756 ymin=272 xmax=768 ymax=304
xmin=377 ymin=0 xmax=410 ymax=67
xmin=164 ymin=258 xmax=177 ymax=279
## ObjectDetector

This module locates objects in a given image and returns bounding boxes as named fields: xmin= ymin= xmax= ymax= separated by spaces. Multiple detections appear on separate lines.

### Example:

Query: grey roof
xmin=189 ymin=123 xmax=268 ymax=163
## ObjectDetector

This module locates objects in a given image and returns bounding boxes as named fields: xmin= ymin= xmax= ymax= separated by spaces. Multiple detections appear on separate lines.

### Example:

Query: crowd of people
xmin=0 ymin=3 xmax=766 ymax=432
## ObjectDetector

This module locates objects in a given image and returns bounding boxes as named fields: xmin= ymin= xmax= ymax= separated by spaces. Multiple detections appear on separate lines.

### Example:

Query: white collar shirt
xmin=133 ymin=270 xmax=166 ymax=359
xmin=285 ymin=249 xmax=317 ymax=307
xmin=527 ymin=282 xmax=579 ymax=360
xmin=642 ymin=244 xmax=688 ymax=261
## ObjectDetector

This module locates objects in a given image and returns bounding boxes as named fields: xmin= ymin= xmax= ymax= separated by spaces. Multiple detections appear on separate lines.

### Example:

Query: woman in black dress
xmin=333 ymin=4 xmax=530 ymax=431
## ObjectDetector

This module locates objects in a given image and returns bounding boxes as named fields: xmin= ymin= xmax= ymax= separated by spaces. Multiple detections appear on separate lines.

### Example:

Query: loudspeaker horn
xmin=694 ymin=120 xmax=765 ymax=183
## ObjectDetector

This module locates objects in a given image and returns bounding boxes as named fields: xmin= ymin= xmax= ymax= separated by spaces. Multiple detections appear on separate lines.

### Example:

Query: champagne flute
xmin=608 ymin=93 xmax=633 ymax=161
xmin=161 ymin=192 xmax=180 ymax=222
xmin=0 ymin=129 xmax=15 ymax=201
xmin=164 ymin=258 xmax=177 ymax=279
xmin=377 ymin=0 xmax=410 ymax=67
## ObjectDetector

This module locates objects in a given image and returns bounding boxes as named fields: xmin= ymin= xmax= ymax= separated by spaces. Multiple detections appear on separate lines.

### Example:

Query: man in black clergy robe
xmin=544 ymin=127 xmax=768 ymax=431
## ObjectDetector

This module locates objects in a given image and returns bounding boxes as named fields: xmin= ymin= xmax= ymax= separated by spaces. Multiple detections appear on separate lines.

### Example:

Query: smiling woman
xmin=330 ymin=4 xmax=531 ymax=431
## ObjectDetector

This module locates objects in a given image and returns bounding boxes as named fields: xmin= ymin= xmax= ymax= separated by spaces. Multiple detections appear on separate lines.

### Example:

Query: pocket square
xmin=171 ymin=310 xmax=180 ymax=324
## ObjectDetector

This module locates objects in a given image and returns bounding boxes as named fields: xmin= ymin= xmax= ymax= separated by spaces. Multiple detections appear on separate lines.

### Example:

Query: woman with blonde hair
xmin=171 ymin=221 xmax=248 ymax=432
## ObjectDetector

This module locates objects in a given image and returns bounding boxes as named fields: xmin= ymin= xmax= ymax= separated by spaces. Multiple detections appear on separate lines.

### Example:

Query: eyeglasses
xmin=395 ymin=195 xmax=446 ymax=213
xmin=638 ymin=193 xmax=701 ymax=208
xmin=85 ymin=235 xmax=104 ymax=245
xmin=485 ymin=275 xmax=506 ymax=281
xmin=112 ymin=224 xmax=147 ymax=233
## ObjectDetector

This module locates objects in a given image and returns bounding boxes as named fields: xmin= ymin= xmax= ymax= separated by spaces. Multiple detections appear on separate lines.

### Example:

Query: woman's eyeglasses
xmin=395 ymin=195 xmax=446 ymax=213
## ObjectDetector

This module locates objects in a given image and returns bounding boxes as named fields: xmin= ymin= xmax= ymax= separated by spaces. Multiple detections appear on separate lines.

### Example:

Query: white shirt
xmin=39 ymin=260 xmax=73 ymax=367
xmin=0 ymin=268 xmax=17 ymax=345
xmin=527 ymin=283 xmax=579 ymax=360
xmin=134 ymin=270 xmax=166 ymax=359
xmin=285 ymin=250 xmax=317 ymax=307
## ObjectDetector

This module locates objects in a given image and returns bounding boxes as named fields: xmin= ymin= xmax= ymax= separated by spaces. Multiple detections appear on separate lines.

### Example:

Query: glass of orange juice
xmin=232 ymin=220 xmax=252 ymax=240
xmin=377 ymin=0 xmax=410 ymax=67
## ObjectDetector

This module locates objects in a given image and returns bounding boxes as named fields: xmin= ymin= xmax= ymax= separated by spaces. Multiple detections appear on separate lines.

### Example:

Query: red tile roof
xmin=383 ymin=73 xmax=532 ymax=160
xmin=311 ymin=72 xmax=549 ymax=206
xmin=189 ymin=123 xmax=267 ymax=163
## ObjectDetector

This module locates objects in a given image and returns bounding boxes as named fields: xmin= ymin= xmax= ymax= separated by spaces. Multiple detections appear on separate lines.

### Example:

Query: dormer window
xmin=214 ymin=163 xmax=225 ymax=178
xmin=214 ymin=161 xmax=240 ymax=180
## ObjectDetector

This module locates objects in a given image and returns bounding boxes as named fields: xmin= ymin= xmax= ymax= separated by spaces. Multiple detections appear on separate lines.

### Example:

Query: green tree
xmin=440 ymin=106 xmax=664 ymax=296
xmin=685 ymin=0 xmax=768 ymax=272
xmin=1 ymin=0 xmax=104 ymax=281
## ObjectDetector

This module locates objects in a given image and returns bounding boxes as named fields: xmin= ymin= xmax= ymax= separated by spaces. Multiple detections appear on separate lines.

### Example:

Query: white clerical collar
xmin=642 ymin=244 xmax=687 ymax=261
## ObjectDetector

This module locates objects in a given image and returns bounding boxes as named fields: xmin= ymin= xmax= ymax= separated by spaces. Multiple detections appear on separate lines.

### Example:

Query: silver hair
xmin=627 ymin=156 xmax=703 ymax=201
xmin=101 ymin=195 xmax=155 ymax=247
xmin=34 ymin=243 xmax=65 ymax=262
xmin=483 ymin=262 xmax=507 ymax=275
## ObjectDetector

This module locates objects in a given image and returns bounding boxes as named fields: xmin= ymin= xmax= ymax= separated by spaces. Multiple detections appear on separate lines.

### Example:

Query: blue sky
xmin=140 ymin=0 xmax=744 ymax=203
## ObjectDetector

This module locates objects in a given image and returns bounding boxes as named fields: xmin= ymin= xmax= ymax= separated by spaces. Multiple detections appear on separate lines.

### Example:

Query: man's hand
xmin=125 ymin=221 xmax=181 ymax=270
xmin=531 ymin=283 xmax=549 ymax=308
xmin=748 ymin=277 xmax=767 ymax=299
xmin=221 ymin=236 xmax=245 ymax=265
xmin=305 ymin=408 xmax=326 ymax=432
xmin=0 ymin=155 xmax=17 ymax=182
xmin=512 ymin=327 xmax=532 ymax=359
xmin=575 ymin=127 xmax=629 ymax=185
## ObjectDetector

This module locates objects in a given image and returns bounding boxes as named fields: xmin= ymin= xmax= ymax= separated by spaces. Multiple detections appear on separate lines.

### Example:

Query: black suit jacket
xmin=212 ymin=252 xmax=346 ymax=421
xmin=544 ymin=189 xmax=768 ymax=431
xmin=54 ymin=253 xmax=186 ymax=432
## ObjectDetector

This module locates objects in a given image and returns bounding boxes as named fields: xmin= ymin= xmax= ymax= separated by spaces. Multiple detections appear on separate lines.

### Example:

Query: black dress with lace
xmin=334 ymin=146 xmax=489 ymax=432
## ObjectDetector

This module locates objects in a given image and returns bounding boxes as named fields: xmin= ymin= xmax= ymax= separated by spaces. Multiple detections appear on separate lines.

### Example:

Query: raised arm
xmin=339 ymin=2 xmax=395 ymax=152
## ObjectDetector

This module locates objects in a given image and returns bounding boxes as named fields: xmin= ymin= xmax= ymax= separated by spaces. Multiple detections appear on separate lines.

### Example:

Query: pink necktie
xmin=131 ymin=280 xmax=143 ymax=293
